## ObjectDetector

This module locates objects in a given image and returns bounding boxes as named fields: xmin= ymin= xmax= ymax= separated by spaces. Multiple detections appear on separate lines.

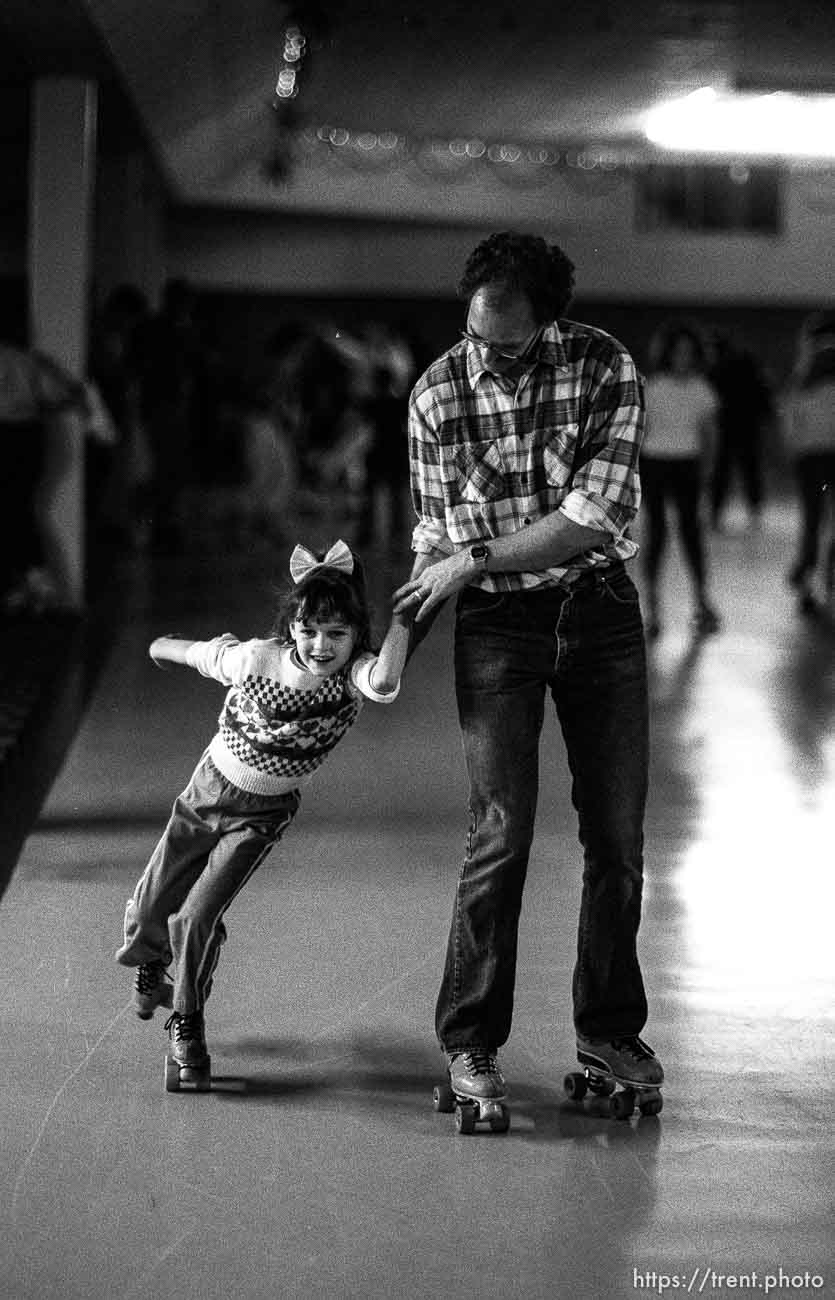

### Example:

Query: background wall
xmin=168 ymin=169 xmax=835 ymax=306
xmin=192 ymin=285 xmax=818 ymax=394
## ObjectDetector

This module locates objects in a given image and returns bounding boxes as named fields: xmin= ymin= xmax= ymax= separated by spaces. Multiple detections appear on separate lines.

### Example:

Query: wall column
xmin=28 ymin=77 xmax=98 ymax=610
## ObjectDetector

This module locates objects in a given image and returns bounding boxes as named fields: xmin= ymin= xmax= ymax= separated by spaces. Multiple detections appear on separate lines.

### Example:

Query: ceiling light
xmin=645 ymin=87 xmax=835 ymax=159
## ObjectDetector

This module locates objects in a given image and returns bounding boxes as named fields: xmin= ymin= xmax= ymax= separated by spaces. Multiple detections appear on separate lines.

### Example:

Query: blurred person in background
xmin=265 ymin=321 xmax=360 ymax=521
xmin=782 ymin=311 xmax=835 ymax=615
xmin=88 ymin=284 xmax=151 ymax=549
xmin=354 ymin=323 xmax=415 ymax=550
xmin=709 ymin=331 xmax=773 ymax=533
xmin=0 ymin=329 xmax=89 ymax=614
xmin=641 ymin=323 xmax=721 ymax=639
xmin=355 ymin=360 xmax=411 ymax=550
xmin=136 ymin=278 xmax=207 ymax=551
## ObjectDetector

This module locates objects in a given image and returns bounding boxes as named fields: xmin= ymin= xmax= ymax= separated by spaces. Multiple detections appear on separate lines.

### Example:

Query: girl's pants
xmin=640 ymin=455 xmax=707 ymax=593
xmin=116 ymin=750 xmax=300 ymax=1013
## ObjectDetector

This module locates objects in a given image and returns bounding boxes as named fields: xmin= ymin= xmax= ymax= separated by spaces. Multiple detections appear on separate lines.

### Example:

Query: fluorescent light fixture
xmin=645 ymin=87 xmax=835 ymax=158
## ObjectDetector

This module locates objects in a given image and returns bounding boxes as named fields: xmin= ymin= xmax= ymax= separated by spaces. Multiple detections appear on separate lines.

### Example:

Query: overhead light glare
xmin=645 ymin=88 xmax=835 ymax=158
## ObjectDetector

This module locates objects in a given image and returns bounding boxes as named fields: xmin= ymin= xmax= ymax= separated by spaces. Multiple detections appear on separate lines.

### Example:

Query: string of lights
xmin=264 ymin=10 xmax=315 ymax=183
xmin=284 ymin=121 xmax=639 ymax=188
xmin=273 ymin=21 xmax=307 ymax=103
xmin=263 ymin=9 xmax=835 ymax=190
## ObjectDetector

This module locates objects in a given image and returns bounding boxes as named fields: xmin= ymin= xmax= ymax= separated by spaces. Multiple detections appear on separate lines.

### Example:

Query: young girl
xmin=116 ymin=539 xmax=411 ymax=1090
xmin=641 ymin=323 xmax=721 ymax=638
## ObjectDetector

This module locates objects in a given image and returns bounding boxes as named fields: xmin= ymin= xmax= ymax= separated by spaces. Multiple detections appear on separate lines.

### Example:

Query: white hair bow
xmin=289 ymin=539 xmax=355 ymax=584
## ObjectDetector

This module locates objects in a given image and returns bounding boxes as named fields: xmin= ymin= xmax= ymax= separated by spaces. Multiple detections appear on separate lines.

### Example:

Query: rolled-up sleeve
xmin=350 ymin=653 xmax=401 ymax=703
xmin=558 ymin=349 xmax=644 ymax=540
xmin=185 ymin=634 xmax=246 ymax=684
xmin=408 ymin=390 xmax=455 ymax=556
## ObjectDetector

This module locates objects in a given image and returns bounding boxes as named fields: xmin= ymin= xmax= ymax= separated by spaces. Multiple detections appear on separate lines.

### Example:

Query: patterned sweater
xmin=185 ymin=635 xmax=399 ymax=795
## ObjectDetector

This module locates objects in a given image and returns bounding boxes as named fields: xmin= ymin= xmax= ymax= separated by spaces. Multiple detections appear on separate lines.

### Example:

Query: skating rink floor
xmin=1 ymin=502 xmax=833 ymax=1300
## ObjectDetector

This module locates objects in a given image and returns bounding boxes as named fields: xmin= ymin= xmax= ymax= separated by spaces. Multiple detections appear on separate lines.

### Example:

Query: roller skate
xmin=164 ymin=1010 xmax=211 ymax=1092
xmin=133 ymin=960 xmax=173 ymax=1020
xmin=433 ymin=1050 xmax=510 ymax=1135
xmin=564 ymin=1034 xmax=664 ymax=1120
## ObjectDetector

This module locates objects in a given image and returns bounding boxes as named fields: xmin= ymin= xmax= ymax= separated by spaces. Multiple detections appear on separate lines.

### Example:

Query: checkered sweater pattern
xmin=185 ymin=636 xmax=398 ymax=795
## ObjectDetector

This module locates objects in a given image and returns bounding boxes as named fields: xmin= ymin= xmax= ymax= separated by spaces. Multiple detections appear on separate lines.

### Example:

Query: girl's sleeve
xmin=349 ymin=653 xmax=401 ymax=703
xmin=185 ymin=635 xmax=258 ymax=685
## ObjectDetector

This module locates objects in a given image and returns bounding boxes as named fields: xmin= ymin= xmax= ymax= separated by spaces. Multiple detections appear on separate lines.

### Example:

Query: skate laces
xmin=165 ymin=1011 xmax=203 ymax=1042
xmin=462 ymin=1049 xmax=499 ymax=1077
xmin=135 ymin=962 xmax=163 ymax=995
xmin=610 ymin=1035 xmax=655 ymax=1061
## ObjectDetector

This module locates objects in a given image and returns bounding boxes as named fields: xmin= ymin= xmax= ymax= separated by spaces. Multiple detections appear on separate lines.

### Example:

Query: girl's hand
xmin=149 ymin=633 xmax=191 ymax=669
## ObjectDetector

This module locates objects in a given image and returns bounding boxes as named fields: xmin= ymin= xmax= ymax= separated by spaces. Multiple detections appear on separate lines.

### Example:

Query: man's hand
xmin=392 ymin=551 xmax=475 ymax=621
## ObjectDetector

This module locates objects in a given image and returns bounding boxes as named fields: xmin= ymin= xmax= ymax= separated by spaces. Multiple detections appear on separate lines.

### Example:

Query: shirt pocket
xmin=542 ymin=424 xmax=579 ymax=489
xmin=445 ymin=439 xmax=506 ymax=503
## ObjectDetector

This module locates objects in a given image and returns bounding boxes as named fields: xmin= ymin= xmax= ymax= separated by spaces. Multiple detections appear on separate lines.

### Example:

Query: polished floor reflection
xmin=0 ymin=501 xmax=832 ymax=1300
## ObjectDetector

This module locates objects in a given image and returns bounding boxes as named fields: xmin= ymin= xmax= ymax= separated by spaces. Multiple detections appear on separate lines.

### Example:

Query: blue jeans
xmin=436 ymin=562 xmax=649 ymax=1051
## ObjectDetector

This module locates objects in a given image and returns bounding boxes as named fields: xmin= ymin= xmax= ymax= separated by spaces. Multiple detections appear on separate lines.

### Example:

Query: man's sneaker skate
xmin=432 ymin=1050 xmax=510 ymax=1135
xmin=133 ymin=960 xmax=173 ymax=1020
xmin=449 ymin=1050 xmax=506 ymax=1100
xmin=565 ymin=1034 xmax=664 ymax=1119
xmin=164 ymin=1010 xmax=211 ymax=1092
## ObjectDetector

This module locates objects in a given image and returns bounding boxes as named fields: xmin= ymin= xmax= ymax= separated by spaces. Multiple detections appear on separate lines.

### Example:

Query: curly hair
xmin=269 ymin=553 xmax=375 ymax=655
xmin=458 ymin=231 xmax=576 ymax=323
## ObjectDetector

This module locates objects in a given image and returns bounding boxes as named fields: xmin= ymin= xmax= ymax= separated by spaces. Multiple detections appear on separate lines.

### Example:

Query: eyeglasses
xmin=460 ymin=326 xmax=543 ymax=362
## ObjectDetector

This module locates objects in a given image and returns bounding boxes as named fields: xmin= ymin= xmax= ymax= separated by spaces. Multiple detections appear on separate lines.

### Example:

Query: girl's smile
xmin=290 ymin=616 xmax=357 ymax=677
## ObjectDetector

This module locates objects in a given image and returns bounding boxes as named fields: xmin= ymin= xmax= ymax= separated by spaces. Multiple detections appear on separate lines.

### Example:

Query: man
xmin=393 ymin=231 xmax=663 ymax=1110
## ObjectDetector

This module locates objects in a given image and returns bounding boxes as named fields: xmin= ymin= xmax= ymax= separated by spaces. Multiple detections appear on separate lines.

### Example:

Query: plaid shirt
xmin=409 ymin=319 xmax=645 ymax=591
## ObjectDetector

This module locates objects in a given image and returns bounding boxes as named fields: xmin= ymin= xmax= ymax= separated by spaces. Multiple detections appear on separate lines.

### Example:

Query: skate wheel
xmin=489 ymin=1106 xmax=510 ymax=1134
xmin=610 ymin=1088 xmax=636 ymax=1120
xmin=433 ymin=1081 xmax=455 ymax=1113
xmin=182 ymin=1058 xmax=212 ymax=1091
xmin=587 ymin=1075 xmax=616 ymax=1098
xmin=164 ymin=1056 xmax=181 ymax=1092
xmin=639 ymin=1095 xmax=663 ymax=1117
xmin=454 ymin=1104 xmax=476 ymax=1135
xmin=563 ymin=1071 xmax=588 ymax=1101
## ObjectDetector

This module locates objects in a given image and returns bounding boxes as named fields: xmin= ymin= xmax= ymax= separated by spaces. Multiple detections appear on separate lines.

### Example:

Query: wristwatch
xmin=469 ymin=541 xmax=490 ymax=570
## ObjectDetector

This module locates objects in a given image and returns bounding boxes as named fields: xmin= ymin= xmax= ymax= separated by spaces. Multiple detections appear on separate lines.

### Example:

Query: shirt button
xmin=524 ymin=516 xmax=531 ymax=524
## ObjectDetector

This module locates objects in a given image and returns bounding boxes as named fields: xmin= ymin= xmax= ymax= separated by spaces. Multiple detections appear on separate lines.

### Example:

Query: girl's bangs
xmin=294 ymin=593 xmax=351 ymax=626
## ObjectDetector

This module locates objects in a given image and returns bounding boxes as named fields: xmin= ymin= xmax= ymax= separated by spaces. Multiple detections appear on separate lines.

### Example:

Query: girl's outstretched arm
xmin=368 ymin=611 xmax=413 ymax=696
xmin=149 ymin=634 xmax=198 ymax=668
